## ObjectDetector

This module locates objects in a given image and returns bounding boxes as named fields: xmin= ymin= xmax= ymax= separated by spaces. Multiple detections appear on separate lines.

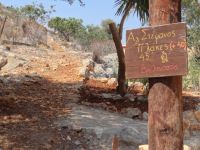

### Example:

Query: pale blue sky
xmin=0 ymin=0 xmax=142 ymax=43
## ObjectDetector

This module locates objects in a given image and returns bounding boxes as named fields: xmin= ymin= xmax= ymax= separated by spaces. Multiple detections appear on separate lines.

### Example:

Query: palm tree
xmin=110 ymin=0 xmax=149 ymax=96
xmin=115 ymin=0 xmax=149 ymax=40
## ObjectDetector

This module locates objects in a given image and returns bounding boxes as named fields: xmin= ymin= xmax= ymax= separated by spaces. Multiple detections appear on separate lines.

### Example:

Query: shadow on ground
xmin=0 ymin=73 xmax=81 ymax=149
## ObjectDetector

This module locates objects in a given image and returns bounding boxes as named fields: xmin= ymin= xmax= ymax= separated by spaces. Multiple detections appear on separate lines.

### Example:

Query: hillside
xmin=0 ymin=4 xmax=47 ymax=46
xmin=0 ymin=4 xmax=200 ymax=150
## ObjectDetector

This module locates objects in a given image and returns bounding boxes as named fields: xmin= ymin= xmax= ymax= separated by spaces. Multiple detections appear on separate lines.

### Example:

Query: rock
xmin=184 ymin=135 xmax=200 ymax=150
xmin=112 ymin=94 xmax=123 ymax=100
xmin=139 ymin=145 xmax=148 ymax=150
xmin=107 ymin=78 xmax=117 ymax=86
xmin=102 ymin=53 xmax=118 ymax=68
xmin=96 ymin=78 xmax=108 ymax=83
xmin=0 ymin=56 xmax=7 ymax=69
xmin=129 ymin=82 xmax=145 ymax=94
xmin=93 ymin=64 xmax=106 ymax=78
xmin=125 ymin=94 xmax=136 ymax=102
xmin=80 ymin=53 xmax=118 ymax=80
xmin=75 ymin=140 xmax=81 ymax=145
xmin=105 ymin=68 xmax=114 ymax=78
xmin=136 ymin=95 xmax=147 ymax=102
xmin=194 ymin=111 xmax=200 ymax=122
xmin=80 ymin=59 xmax=95 ymax=78
xmin=102 ymin=93 xmax=112 ymax=99
xmin=55 ymin=104 xmax=148 ymax=150
xmin=196 ymin=103 xmax=200 ymax=111
xmin=79 ymin=67 xmax=87 ymax=77
xmin=67 ymin=136 xmax=71 ymax=141
xmin=101 ymin=93 xmax=122 ymax=100
xmin=183 ymin=111 xmax=199 ymax=124
xmin=55 ymin=104 xmax=200 ymax=150
xmin=82 ymin=59 xmax=94 ymax=69
xmin=0 ymin=55 xmax=26 ymax=71
xmin=142 ymin=112 xmax=148 ymax=121
xmin=121 ymin=108 xmax=142 ymax=119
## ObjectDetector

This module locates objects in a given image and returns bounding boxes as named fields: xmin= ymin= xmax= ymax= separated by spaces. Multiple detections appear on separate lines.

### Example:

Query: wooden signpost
xmin=126 ymin=23 xmax=187 ymax=149
xmin=126 ymin=1 xmax=187 ymax=149
xmin=126 ymin=22 xmax=187 ymax=79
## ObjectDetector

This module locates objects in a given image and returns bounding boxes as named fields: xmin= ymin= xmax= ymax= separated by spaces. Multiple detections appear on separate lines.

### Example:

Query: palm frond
xmin=115 ymin=0 xmax=149 ymax=24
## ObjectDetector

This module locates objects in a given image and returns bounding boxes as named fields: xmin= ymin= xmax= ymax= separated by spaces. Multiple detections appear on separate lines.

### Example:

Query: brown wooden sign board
xmin=125 ymin=22 xmax=188 ymax=79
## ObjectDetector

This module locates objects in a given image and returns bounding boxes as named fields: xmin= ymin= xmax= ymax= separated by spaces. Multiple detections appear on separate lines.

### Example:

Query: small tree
xmin=19 ymin=2 xmax=55 ymax=24
xmin=86 ymin=25 xmax=110 ymax=41
xmin=48 ymin=17 xmax=85 ymax=41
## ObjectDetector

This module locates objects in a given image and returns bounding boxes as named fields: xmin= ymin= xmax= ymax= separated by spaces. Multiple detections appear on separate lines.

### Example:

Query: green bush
xmin=19 ymin=3 xmax=55 ymax=24
xmin=48 ymin=17 xmax=112 ymax=50
xmin=183 ymin=56 xmax=200 ymax=90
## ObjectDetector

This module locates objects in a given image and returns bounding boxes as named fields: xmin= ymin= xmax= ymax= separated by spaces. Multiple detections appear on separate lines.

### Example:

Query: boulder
xmin=121 ymin=107 xmax=142 ymax=119
xmin=93 ymin=64 xmax=106 ymax=78
xmin=102 ymin=53 xmax=118 ymax=68
xmin=105 ymin=68 xmax=114 ymax=78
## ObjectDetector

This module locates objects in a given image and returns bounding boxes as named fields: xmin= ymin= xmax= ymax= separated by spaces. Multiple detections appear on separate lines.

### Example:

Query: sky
xmin=0 ymin=0 xmax=142 ymax=43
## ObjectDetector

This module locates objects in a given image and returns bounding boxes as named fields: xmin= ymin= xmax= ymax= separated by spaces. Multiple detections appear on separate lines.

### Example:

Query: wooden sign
xmin=125 ymin=22 xmax=187 ymax=79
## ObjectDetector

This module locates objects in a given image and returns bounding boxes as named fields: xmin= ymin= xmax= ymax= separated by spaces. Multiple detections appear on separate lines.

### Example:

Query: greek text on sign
xmin=125 ymin=22 xmax=188 ymax=79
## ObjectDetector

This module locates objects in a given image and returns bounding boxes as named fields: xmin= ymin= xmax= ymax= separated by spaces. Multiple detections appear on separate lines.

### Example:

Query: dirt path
xmin=0 ymin=46 xmax=84 ymax=150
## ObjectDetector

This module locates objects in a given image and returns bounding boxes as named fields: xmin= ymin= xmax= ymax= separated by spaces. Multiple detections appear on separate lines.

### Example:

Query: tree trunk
xmin=148 ymin=0 xmax=183 ymax=150
xmin=109 ymin=23 xmax=126 ymax=97
xmin=119 ymin=2 xmax=132 ymax=40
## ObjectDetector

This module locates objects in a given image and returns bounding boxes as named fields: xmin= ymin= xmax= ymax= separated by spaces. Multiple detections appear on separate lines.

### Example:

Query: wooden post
xmin=148 ymin=0 xmax=183 ymax=150
xmin=112 ymin=135 xmax=119 ymax=150
xmin=0 ymin=16 xmax=7 ymax=40
xmin=109 ymin=23 xmax=126 ymax=97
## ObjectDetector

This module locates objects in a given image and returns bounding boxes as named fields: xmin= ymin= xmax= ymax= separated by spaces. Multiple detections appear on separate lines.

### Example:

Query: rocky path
xmin=0 ymin=44 xmax=200 ymax=150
